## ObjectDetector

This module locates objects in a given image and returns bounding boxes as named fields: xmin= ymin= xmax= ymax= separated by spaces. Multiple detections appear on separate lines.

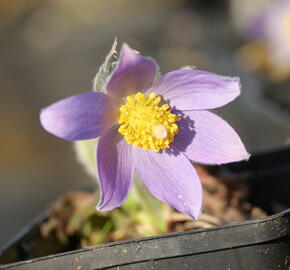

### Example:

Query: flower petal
xmin=40 ymin=92 xmax=117 ymax=141
xmin=147 ymin=70 xmax=240 ymax=110
xmin=173 ymin=110 xmax=250 ymax=164
xmin=106 ymin=43 xmax=157 ymax=100
xmin=134 ymin=147 xmax=202 ymax=219
xmin=97 ymin=127 xmax=134 ymax=211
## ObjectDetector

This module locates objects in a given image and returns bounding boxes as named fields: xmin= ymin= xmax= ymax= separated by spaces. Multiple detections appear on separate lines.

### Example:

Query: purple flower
xmin=263 ymin=0 xmax=290 ymax=69
xmin=40 ymin=44 xmax=249 ymax=219
xmin=230 ymin=0 xmax=271 ymax=40
xmin=232 ymin=0 xmax=290 ymax=70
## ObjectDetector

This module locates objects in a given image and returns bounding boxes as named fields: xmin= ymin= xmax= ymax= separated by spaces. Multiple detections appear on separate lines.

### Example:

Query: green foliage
xmin=93 ymin=37 xmax=118 ymax=92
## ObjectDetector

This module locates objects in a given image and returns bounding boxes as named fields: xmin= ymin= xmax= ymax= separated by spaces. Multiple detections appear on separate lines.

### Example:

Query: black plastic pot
xmin=0 ymin=147 xmax=290 ymax=270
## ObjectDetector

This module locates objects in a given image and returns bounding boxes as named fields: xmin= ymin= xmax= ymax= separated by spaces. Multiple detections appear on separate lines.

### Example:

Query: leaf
xmin=92 ymin=38 xmax=118 ymax=92
xmin=74 ymin=138 xmax=98 ymax=178
xmin=74 ymin=39 xmax=118 ymax=179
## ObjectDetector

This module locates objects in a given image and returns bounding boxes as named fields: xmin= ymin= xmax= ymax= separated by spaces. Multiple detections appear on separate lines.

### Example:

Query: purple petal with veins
xmin=106 ymin=43 xmax=157 ymax=101
xmin=172 ymin=110 xmax=250 ymax=164
xmin=97 ymin=127 xmax=134 ymax=211
xmin=40 ymin=92 xmax=117 ymax=141
xmin=134 ymin=147 xmax=202 ymax=219
xmin=147 ymin=70 xmax=240 ymax=110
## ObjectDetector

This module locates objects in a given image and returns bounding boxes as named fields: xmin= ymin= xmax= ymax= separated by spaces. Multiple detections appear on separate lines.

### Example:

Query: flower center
xmin=118 ymin=92 xmax=180 ymax=152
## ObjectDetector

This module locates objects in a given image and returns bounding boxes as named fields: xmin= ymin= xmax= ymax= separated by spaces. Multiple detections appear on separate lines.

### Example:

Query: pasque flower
xmin=263 ymin=0 xmax=290 ymax=70
xmin=231 ymin=0 xmax=290 ymax=72
xmin=40 ymin=44 xmax=249 ymax=219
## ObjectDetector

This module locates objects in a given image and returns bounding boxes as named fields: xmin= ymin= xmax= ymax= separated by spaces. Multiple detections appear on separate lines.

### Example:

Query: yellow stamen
xmin=118 ymin=92 xmax=180 ymax=152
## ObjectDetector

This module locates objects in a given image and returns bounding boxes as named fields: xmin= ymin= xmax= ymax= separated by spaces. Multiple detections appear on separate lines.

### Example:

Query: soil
xmin=40 ymin=165 xmax=270 ymax=248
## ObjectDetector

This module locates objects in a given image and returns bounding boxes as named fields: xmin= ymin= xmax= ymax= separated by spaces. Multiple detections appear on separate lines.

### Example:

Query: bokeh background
xmin=1 ymin=0 xmax=290 ymax=247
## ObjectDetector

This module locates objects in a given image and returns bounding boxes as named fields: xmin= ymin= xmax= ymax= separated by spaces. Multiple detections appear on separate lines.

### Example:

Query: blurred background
xmin=1 ymin=0 xmax=290 ymax=247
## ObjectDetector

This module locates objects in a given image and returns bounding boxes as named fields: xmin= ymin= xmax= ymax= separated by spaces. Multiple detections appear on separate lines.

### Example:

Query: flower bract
xmin=40 ymin=44 xmax=249 ymax=219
